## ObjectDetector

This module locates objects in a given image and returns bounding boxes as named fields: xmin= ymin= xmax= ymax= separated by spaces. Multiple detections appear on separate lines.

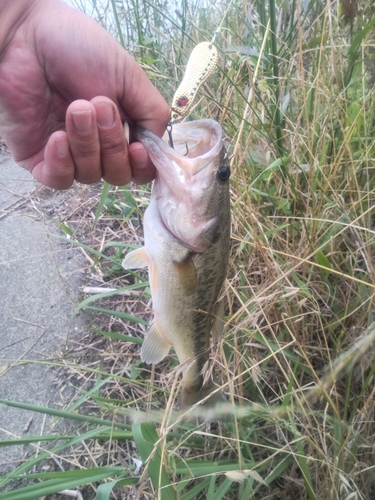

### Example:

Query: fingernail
xmin=71 ymin=110 xmax=92 ymax=133
xmin=96 ymin=102 xmax=115 ymax=127
xmin=55 ymin=137 xmax=70 ymax=157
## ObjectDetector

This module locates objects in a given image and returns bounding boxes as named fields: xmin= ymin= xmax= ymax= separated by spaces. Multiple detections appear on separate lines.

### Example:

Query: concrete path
xmin=0 ymin=155 xmax=85 ymax=473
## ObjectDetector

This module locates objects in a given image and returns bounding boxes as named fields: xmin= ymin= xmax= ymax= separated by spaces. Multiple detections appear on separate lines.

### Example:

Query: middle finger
xmin=66 ymin=100 xmax=101 ymax=184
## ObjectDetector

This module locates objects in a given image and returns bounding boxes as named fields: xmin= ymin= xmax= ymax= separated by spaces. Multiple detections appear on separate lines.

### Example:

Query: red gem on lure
xmin=177 ymin=96 xmax=189 ymax=107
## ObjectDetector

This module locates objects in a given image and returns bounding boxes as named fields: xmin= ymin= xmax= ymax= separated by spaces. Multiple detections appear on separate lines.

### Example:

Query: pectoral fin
xmin=122 ymin=247 xmax=149 ymax=270
xmin=173 ymin=253 xmax=196 ymax=295
xmin=212 ymin=299 xmax=225 ymax=339
xmin=141 ymin=322 xmax=171 ymax=364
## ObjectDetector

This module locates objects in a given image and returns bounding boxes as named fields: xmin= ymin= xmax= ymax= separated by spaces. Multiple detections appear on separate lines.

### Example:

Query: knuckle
xmin=100 ymin=132 xmax=127 ymax=155
xmin=73 ymin=141 xmax=100 ymax=158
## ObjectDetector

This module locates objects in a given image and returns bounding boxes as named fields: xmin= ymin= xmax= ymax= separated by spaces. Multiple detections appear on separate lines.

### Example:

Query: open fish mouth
xmin=135 ymin=119 xmax=223 ymax=181
xmin=134 ymin=119 xmax=228 ymax=253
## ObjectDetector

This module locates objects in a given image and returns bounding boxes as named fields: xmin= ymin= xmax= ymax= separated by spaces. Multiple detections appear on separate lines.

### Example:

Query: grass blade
xmin=93 ymin=181 xmax=112 ymax=226
xmin=132 ymin=422 xmax=177 ymax=500
xmin=94 ymin=476 xmax=139 ymax=500
xmin=0 ymin=399 xmax=131 ymax=430
xmin=83 ymin=306 xmax=147 ymax=325
xmin=0 ymin=467 xmax=126 ymax=500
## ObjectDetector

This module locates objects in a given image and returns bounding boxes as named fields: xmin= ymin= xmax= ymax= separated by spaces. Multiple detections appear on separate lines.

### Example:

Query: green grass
xmin=2 ymin=0 xmax=375 ymax=498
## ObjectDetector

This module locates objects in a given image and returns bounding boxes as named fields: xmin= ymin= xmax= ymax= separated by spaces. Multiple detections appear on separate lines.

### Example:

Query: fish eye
xmin=217 ymin=164 xmax=231 ymax=182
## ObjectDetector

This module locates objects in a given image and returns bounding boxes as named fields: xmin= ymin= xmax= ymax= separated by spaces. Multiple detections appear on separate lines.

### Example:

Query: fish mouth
xmin=135 ymin=119 xmax=226 ymax=253
xmin=161 ymin=119 xmax=222 ymax=160
xmin=135 ymin=119 xmax=223 ymax=179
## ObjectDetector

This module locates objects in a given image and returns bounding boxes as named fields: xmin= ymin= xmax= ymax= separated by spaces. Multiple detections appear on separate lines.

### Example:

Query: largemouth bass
xmin=122 ymin=119 xmax=231 ymax=408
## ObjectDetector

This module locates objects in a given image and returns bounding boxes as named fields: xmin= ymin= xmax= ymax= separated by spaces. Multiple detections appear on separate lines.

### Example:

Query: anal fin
xmin=141 ymin=322 xmax=171 ymax=364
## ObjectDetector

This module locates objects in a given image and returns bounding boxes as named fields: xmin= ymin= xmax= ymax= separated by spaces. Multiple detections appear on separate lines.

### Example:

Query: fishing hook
xmin=211 ymin=30 xmax=219 ymax=44
xmin=167 ymin=122 xmax=174 ymax=149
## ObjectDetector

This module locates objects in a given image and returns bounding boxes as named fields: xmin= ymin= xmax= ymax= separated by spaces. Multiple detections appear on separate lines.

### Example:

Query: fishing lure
xmin=171 ymin=41 xmax=218 ymax=121
xmin=166 ymin=40 xmax=218 ymax=148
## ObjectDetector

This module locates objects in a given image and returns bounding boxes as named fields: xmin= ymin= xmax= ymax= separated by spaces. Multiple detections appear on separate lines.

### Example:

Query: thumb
xmin=119 ymin=52 xmax=171 ymax=138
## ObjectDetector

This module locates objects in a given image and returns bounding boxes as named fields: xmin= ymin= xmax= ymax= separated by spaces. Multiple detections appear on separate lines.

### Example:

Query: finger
xmin=128 ymin=142 xmax=156 ymax=184
xmin=91 ymin=97 xmax=132 ymax=186
xmin=29 ymin=131 xmax=75 ymax=189
xmin=65 ymin=100 xmax=102 ymax=184
xmin=120 ymin=53 xmax=171 ymax=137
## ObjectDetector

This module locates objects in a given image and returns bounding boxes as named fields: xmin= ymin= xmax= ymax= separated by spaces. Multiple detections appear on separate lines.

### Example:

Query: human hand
xmin=0 ymin=0 xmax=171 ymax=189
